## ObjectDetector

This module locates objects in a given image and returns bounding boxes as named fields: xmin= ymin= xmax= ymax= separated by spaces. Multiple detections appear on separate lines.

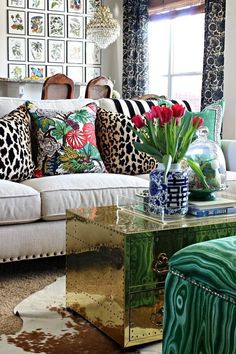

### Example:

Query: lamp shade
xmin=86 ymin=5 xmax=121 ymax=49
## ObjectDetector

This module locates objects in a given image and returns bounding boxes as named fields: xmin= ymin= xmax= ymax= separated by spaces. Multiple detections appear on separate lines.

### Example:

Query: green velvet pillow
xmin=183 ymin=99 xmax=225 ymax=144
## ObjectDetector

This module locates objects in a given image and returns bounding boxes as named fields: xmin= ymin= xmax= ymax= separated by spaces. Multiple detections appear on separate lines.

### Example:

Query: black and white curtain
xmin=122 ymin=0 xmax=149 ymax=98
xmin=201 ymin=0 xmax=226 ymax=109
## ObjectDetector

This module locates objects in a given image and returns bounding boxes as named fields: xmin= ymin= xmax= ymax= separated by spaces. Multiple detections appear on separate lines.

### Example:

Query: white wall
xmin=102 ymin=0 xmax=123 ymax=95
xmin=223 ymin=0 xmax=236 ymax=139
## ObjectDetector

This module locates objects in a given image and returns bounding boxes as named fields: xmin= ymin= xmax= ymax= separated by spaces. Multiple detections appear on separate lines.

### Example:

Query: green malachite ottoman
xmin=163 ymin=236 xmax=236 ymax=354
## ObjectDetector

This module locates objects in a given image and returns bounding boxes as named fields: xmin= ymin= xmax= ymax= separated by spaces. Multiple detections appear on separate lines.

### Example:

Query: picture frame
xmin=67 ymin=0 xmax=83 ymax=14
xmin=48 ymin=39 xmax=65 ymax=63
xmin=28 ymin=12 xmax=45 ymax=36
xmin=85 ymin=16 xmax=92 ymax=39
xmin=85 ymin=42 xmax=101 ymax=65
xmin=47 ymin=65 xmax=64 ymax=76
xmin=48 ymin=14 xmax=65 ymax=37
xmin=7 ymin=0 xmax=25 ymax=8
xmin=67 ymin=40 xmax=83 ymax=64
xmin=86 ymin=0 xmax=101 ymax=14
xmin=8 ymin=37 xmax=26 ymax=61
xmin=7 ymin=10 xmax=26 ymax=35
xmin=28 ymin=64 xmax=46 ymax=79
xmin=48 ymin=0 xmax=65 ymax=12
xmin=28 ymin=0 xmax=45 ymax=10
xmin=85 ymin=66 xmax=101 ymax=82
xmin=28 ymin=38 xmax=45 ymax=62
xmin=8 ymin=64 xmax=26 ymax=80
xmin=66 ymin=65 xmax=83 ymax=82
xmin=67 ymin=15 xmax=83 ymax=39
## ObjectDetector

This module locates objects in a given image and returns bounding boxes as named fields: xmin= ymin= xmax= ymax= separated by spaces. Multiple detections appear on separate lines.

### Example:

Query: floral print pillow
xmin=26 ymin=101 xmax=106 ymax=177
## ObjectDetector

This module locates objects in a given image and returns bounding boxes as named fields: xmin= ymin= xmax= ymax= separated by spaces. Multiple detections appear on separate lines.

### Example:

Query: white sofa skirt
xmin=0 ymin=220 xmax=65 ymax=263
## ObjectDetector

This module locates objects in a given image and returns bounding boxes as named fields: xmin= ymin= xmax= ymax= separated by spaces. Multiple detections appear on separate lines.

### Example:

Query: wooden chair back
xmin=85 ymin=76 xmax=113 ymax=99
xmin=41 ymin=73 xmax=75 ymax=100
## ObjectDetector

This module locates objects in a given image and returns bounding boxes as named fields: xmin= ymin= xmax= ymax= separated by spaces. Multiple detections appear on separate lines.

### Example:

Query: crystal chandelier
xmin=86 ymin=5 xmax=121 ymax=49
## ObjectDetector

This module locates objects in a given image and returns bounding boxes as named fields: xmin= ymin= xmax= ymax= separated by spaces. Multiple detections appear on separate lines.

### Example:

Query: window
xmin=148 ymin=12 xmax=205 ymax=111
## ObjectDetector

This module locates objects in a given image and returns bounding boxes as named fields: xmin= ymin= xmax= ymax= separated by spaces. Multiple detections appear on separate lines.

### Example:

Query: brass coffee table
xmin=66 ymin=195 xmax=236 ymax=348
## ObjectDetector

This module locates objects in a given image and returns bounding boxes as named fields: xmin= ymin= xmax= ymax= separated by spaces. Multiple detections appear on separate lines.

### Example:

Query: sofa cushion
xmin=30 ymin=98 xmax=97 ymax=111
xmin=95 ymin=107 xmax=157 ymax=175
xmin=27 ymin=102 xmax=106 ymax=176
xmin=0 ymin=98 xmax=97 ymax=118
xmin=0 ymin=180 xmax=41 ymax=225
xmin=0 ymin=97 xmax=25 ymax=117
xmin=0 ymin=105 xmax=35 ymax=181
xmin=22 ymin=173 xmax=149 ymax=221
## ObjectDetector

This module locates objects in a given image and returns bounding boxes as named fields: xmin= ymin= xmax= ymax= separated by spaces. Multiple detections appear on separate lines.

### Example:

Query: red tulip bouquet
xmin=131 ymin=103 xmax=205 ymax=182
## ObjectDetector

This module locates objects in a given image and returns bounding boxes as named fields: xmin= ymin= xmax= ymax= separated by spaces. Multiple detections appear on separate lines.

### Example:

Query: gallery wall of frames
xmin=6 ymin=0 xmax=102 ymax=83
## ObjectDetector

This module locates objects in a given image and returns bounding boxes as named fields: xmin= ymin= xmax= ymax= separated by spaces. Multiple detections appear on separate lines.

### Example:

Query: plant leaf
xmin=162 ymin=154 xmax=172 ymax=183
xmin=133 ymin=141 xmax=162 ymax=160
xmin=186 ymin=158 xmax=209 ymax=189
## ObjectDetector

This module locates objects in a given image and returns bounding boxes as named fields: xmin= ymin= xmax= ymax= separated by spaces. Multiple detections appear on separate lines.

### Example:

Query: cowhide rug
xmin=0 ymin=276 xmax=162 ymax=354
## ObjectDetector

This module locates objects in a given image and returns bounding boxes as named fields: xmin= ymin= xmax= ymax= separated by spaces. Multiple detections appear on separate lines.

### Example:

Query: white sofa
xmin=0 ymin=97 xmax=235 ymax=263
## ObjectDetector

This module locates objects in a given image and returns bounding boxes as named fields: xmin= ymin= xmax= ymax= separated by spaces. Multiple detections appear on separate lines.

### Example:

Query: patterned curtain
xmin=122 ymin=0 xmax=149 ymax=98
xmin=201 ymin=0 xmax=226 ymax=109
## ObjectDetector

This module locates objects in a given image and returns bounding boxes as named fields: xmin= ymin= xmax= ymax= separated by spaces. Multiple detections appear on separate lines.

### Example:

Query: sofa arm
xmin=221 ymin=139 xmax=236 ymax=171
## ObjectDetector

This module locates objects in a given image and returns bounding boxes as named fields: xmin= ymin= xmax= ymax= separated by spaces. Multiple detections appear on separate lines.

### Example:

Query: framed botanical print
xmin=85 ymin=16 xmax=92 ymax=39
xmin=48 ymin=39 xmax=65 ymax=63
xmin=66 ymin=65 xmax=83 ymax=82
xmin=7 ymin=10 xmax=26 ymax=35
xmin=85 ymin=42 xmax=101 ymax=65
xmin=47 ymin=65 xmax=63 ymax=76
xmin=28 ymin=38 xmax=45 ymax=62
xmin=85 ymin=66 xmax=101 ymax=82
xmin=67 ymin=15 xmax=83 ymax=39
xmin=48 ymin=14 xmax=65 ymax=37
xmin=8 ymin=37 xmax=26 ymax=61
xmin=48 ymin=0 xmax=65 ymax=11
xmin=7 ymin=0 xmax=25 ymax=8
xmin=28 ymin=12 xmax=45 ymax=36
xmin=28 ymin=64 xmax=46 ymax=79
xmin=67 ymin=41 xmax=83 ymax=64
xmin=67 ymin=0 xmax=83 ymax=14
xmin=8 ymin=64 xmax=26 ymax=80
xmin=28 ymin=0 xmax=45 ymax=10
xmin=86 ymin=0 xmax=101 ymax=14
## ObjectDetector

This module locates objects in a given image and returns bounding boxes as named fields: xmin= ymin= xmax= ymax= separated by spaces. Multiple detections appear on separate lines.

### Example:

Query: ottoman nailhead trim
xmin=170 ymin=269 xmax=236 ymax=305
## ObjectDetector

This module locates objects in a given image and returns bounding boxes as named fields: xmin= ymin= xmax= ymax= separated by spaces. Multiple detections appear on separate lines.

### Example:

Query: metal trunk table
xmin=66 ymin=204 xmax=236 ymax=348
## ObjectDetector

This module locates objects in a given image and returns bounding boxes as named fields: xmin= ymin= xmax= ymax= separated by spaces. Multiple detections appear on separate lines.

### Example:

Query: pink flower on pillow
xmin=66 ymin=129 xmax=87 ymax=149
xmin=83 ymin=122 xmax=97 ymax=147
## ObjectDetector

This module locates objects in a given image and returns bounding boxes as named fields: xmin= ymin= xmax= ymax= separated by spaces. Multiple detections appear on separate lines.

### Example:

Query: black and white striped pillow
xmin=98 ymin=98 xmax=191 ymax=118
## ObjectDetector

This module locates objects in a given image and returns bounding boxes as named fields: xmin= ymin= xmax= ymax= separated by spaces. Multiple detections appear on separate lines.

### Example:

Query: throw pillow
xmin=98 ymin=98 xmax=191 ymax=117
xmin=183 ymin=99 xmax=224 ymax=144
xmin=26 ymin=101 xmax=106 ymax=176
xmin=98 ymin=98 xmax=166 ymax=117
xmin=0 ymin=105 xmax=34 ymax=181
xmin=95 ymin=107 xmax=158 ymax=175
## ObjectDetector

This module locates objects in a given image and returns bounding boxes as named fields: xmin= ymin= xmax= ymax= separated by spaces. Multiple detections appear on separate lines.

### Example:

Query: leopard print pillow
xmin=95 ymin=108 xmax=157 ymax=175
xmin=0 ymin=105 xmax=34 ymax=181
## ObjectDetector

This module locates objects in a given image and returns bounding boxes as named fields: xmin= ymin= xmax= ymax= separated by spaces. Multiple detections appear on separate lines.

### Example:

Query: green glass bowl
xmin=189 ymin=186 xmax=227 ymax=201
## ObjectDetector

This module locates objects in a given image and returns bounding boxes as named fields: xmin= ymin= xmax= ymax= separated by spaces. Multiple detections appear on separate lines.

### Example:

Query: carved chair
xmin=85 ymin=76 xmax=113 ymax=99
xmin=41 ymin=73 xmax=75 ymax=100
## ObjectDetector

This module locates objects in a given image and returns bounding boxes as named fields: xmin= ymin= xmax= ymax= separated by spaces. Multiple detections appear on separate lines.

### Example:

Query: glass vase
xmin=149 ymin=163 xmax=189 ymax=218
